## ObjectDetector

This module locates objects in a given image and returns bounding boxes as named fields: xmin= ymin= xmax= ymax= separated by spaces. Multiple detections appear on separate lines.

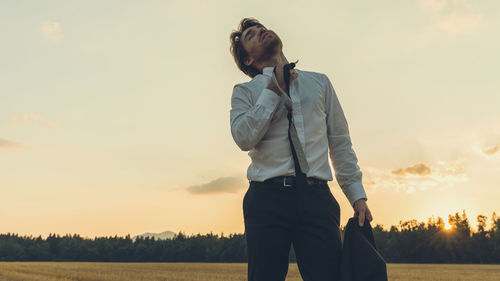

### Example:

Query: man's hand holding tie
xmin=266 ymin=61 xmax=298 ymax=96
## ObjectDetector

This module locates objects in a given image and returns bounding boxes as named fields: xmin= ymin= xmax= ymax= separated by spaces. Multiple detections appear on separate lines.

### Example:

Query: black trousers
xmin=243 ymin=179 xmax=342 ymax=281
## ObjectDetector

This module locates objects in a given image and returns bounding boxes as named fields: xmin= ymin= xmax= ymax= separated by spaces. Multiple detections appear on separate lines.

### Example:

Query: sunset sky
xmin=1 ymin=0 xmax=499 ymax=239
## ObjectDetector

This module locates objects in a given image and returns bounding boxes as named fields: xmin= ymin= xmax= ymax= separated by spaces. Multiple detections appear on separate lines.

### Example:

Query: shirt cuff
xmin=343 ymin=181 xmax=368 ymax=207
xmin=255 ymin=88 xmax=281 ymax=114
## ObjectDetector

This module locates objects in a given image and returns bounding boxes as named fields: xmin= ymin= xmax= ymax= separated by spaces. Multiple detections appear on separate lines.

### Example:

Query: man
xmin=229 ymin=18 xmax=373 ymax=281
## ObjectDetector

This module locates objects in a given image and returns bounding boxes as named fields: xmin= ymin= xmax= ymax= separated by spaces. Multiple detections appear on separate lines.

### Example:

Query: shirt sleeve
xmin=230 ymin=84 xmax=281 ymax=151
xmin=323 ymin=74 xmax=368 ymax=207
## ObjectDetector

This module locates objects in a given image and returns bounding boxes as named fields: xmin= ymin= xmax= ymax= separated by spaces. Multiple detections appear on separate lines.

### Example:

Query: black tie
xmin=283 ymin=61 xmax=309 ymax=185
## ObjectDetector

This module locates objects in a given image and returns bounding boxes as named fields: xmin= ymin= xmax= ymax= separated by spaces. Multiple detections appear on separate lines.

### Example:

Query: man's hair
xmin=229 ymin=17 xmax=264 ymax=78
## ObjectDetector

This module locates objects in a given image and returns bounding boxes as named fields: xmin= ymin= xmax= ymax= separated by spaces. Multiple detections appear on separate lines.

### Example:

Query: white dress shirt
xmin=229 ymin=66 xmax=367 ymax=207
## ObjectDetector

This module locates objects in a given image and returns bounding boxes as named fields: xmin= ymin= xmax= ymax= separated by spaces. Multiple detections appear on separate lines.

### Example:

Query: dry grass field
xmin=0 ymin=262 xmax=499 ymax=280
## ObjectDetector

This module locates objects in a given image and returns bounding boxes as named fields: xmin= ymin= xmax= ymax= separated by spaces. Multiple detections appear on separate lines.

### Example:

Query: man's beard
xmin=255 ymin=36 xmax=281 ymax=64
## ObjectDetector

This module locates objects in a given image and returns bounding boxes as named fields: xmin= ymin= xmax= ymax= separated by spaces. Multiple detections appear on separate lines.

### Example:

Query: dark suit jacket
xmin=339 ymin=217 xmax=388 ymax=281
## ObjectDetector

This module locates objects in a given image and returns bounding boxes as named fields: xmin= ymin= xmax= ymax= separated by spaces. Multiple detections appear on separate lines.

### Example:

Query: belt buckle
xmin=283 ymin=176 xmax=293 ymax=187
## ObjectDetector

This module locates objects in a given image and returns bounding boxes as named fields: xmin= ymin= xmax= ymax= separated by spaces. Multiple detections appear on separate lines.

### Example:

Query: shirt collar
xmin=262 ymin=66 xmax=275 ymax=77
xmin=261 ymin=65 xmax=300 ymax=78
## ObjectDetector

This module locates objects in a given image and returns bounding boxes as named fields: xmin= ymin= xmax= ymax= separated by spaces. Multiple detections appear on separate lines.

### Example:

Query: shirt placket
xmin=289 ymin=80 xmax=306 ymax=153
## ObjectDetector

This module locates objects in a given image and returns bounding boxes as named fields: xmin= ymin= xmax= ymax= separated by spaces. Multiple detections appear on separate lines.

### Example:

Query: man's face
xmin=241 ymin=24 xmax=282 ymax=68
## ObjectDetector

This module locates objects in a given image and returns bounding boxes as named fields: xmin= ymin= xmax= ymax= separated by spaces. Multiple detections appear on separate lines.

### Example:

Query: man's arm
xmin=324 ymin=74 xmax=368 ymax=208
xmin=230 ymin=83 xmax=281 ymax=151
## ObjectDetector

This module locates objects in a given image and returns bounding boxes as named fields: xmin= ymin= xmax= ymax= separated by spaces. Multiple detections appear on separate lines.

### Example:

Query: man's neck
xmin=257 ymin=52 xmax=289 ymax=72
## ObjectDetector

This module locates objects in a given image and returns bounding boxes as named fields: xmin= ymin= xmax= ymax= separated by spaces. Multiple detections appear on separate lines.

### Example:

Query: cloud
xmin=392 ymin=162 xmax=432 ymax=176
xmin=186 ymin=176 xmax=246 ymax=195
xmin=39 ymin=21 xmax=64 ymax=42
xmin=436 ymin=7 xmax=484 ymax=34
xmin=10 ymin=113 xmax=58 ymax=130
xmin=420 ymin=0 xmax=484 ymax=35
xmin=363 ymin=160 xmax=467 ymax=193
xmin=482 ymin=144 xmax=499 ymax=156
xmin=0 ymin=138 xmax=24 ymax=149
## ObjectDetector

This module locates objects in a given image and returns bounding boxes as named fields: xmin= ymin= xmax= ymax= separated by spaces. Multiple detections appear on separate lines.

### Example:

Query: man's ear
xmin=244 ymin=56 xmax=254 ymax=67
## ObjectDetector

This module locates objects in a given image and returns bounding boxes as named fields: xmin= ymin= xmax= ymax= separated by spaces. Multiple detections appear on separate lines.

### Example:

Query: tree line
xmin=1 ymin=210 xmax=499 ymax=263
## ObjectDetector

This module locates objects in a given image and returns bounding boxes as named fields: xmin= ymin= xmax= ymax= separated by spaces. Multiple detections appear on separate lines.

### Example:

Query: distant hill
xmin=132 ymin=230 xmax=176 ymax=241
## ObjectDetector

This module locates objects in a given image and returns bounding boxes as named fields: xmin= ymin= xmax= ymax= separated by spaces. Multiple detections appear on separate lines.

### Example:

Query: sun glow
xmin=444 ymin=222 xmax=453 ymax=230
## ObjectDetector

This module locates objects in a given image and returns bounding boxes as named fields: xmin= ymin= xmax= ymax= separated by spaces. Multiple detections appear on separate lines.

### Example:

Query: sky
xmin=1 ymin=0 xmax=499 ymax=239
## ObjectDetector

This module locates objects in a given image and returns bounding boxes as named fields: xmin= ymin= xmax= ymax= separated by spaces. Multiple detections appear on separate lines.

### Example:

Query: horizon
xmin=1 ymin=0 xmax=499 ymax=239
xmin=1 ymin=208 xmax=495 ymax=240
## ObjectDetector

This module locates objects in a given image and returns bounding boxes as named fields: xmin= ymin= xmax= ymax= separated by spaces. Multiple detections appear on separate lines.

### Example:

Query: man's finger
xmin=358 ymin=210 xmax=365 ymax=227
xmin=367 ymin=210 xmax=373 ymax=221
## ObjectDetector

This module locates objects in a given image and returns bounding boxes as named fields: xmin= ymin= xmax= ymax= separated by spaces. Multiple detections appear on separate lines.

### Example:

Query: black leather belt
xmin=257 ymin=175 xmax=327 ymax=187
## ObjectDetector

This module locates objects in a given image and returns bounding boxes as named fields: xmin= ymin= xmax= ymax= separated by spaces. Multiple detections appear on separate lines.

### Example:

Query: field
xmin=0 ymin=262 xmax=499 ymax=280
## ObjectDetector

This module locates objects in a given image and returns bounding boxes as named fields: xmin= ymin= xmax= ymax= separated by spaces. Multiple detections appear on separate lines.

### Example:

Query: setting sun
xmin=444 ymin=223 xmax=453 ymax=230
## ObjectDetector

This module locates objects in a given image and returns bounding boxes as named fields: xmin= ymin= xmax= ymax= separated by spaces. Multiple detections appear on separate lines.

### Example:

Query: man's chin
xmin=258 ymin=42 xmax=281 ymax=62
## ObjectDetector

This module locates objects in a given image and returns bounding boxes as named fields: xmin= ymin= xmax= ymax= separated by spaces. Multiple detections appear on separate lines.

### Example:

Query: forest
xmin=1 ymin=210 xmax=499 ymax=263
